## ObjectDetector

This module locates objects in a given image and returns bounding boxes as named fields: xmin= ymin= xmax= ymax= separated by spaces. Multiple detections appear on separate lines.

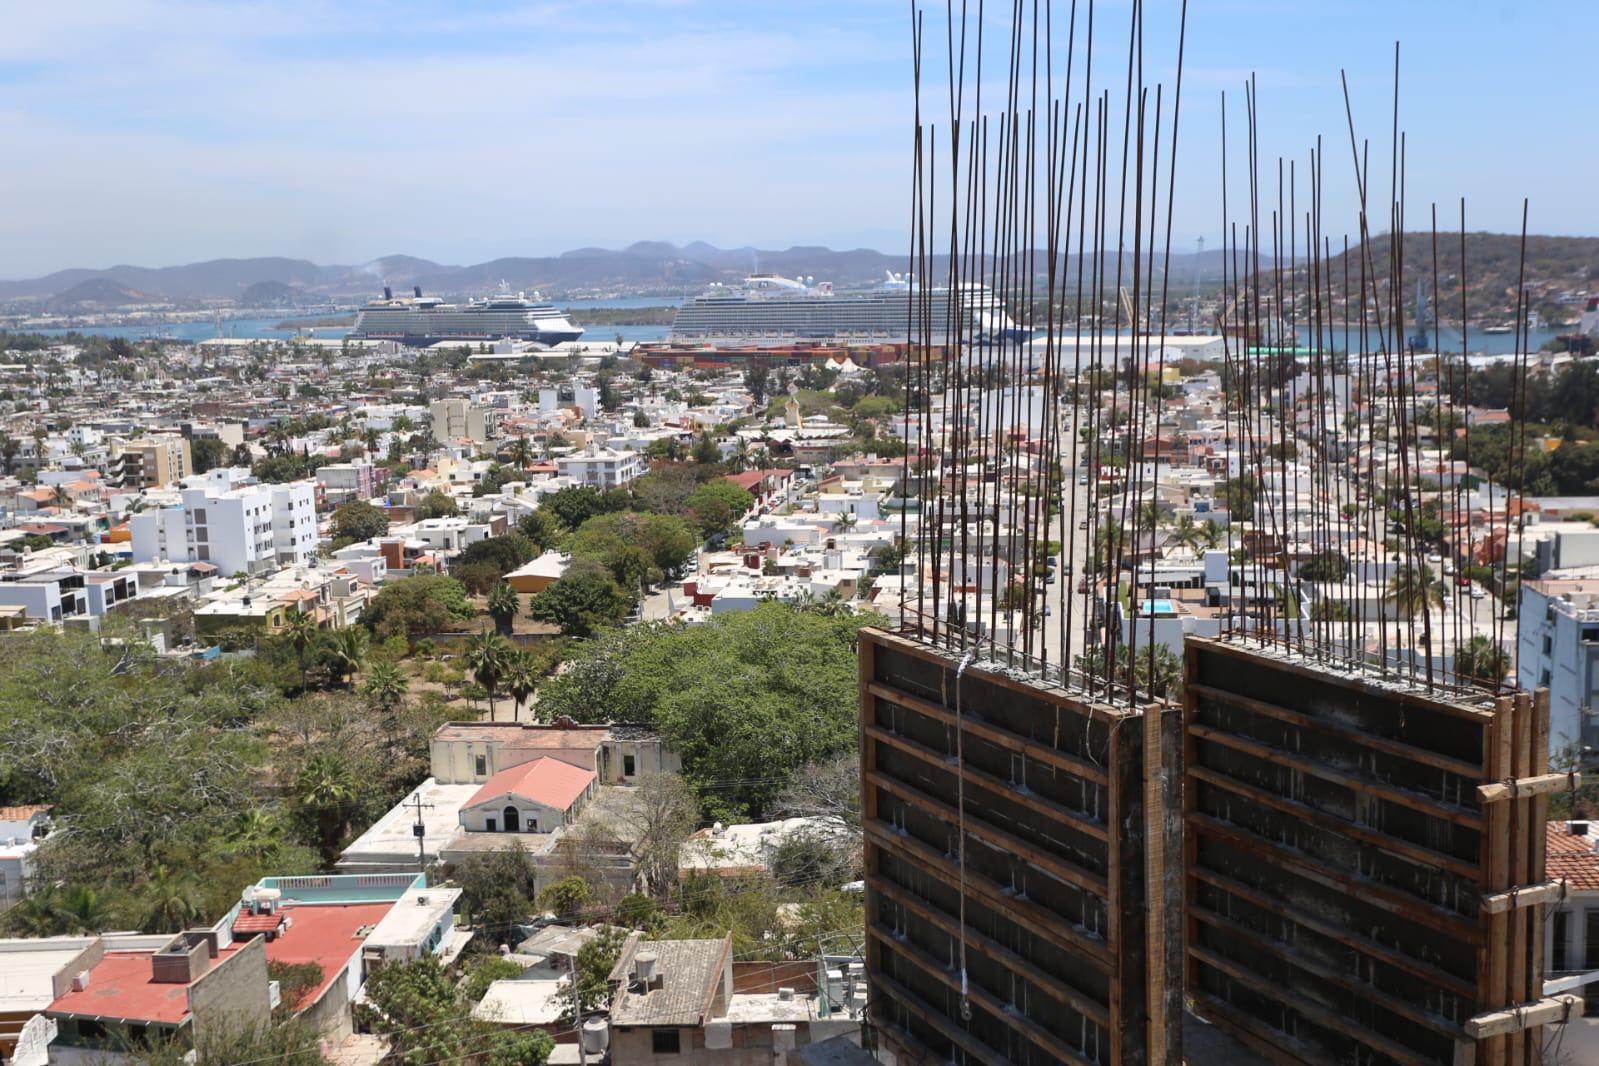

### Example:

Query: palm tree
xmin=1136 ymin=500 xmax=1166 ymax=535
xmin=361 ymin=427 xmax=381 ymax=455
xmin=361 ymin=659 xmax=408 ymax=714
xmin=503 ymin=650 xmax=538 ymax=721
xmin=230 ymin=808 xmax=286 ymax=863
xmin=1455 ymin=635 xmax=1510 ymax=688
xmin=486 ymin=582 xmax=520 ymax=636
xmin=297 ymin=751 xmax=358 ymax=863
xmin=51 ymin=483 xmax=71 ymax=510
xmin=281 ymin=608 xmax=320 ymax=692
xmin=140 ymin=866 xmax=200 ymax=933
xmin=1198 ymin=519 xmax=1225 ymax=550
xmin=508 ymin=434 xmax=534 ymax=471
xmin=58 ymin=886 xmax=115 ymax=934
xmin=324 ymin=625 xmax=370 ymax=690
xmin=1385 ymin=564 xmax=1444 ymax=620
xmin=2 ymin=884 xmax=64 ymax=936
xmin=465 ymin=630 xmax=511 ymax=721
xmin=1168 ymin=514 xmax=1201 ymax=555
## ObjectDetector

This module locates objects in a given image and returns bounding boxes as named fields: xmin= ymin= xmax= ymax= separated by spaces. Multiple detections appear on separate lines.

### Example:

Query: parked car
xmin=1470 ymin=586 xmax=1487 ymax=600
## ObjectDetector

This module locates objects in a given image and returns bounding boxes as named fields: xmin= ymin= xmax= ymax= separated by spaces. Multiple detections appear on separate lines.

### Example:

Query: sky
xmin=0 ymin=0 xmax=1592 ymax=277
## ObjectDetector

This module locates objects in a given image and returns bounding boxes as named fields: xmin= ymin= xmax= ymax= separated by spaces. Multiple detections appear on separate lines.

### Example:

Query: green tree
xmin=364 ymin=574 xmax=474 ymax=645
xmin=282 ymin=608 xmax=321 ymax=692
xmin=526 ymin=560 xmax=633 ymax=637
xmin=1297 ymin=550 xmax=1350 ymax=583
xmin=465 ymin=630 xmax=512 ymax=720
xmin=189 ymin=436 xmax=230 ymax=474
xmin=684 ymin=480 xmax=756 ymax=537
xmin=361 ymin=955 xmax=552 ymax=1066
xmin=516 ymin=509 xmax=559 ymax=551
xmin=538 ymin=876 xmax=592 ymax=921
xmin=1455 ymin=635 xmax=1511 ymax=687
xmin=537 ymin=602 xmax=879 ymax=819
xmin=572 ymin=512 xmax=698 ymax=583
xmin=324 ymin=625 xmax=370 ymax=690
xmin=1386 ymin=564 xmax=1444 ymax=621
xmin=138 ymin=865 xmax=200 ymax=933
xmin=543 ymin=486 xmax=623 ymax=530
xmin=295 ymin=750 xmax=359 ymax=864
xmin=361 ymin=659 xmax=408 ymax=714
xmin=329 ymin=500 xmax=390 ymax=547
xmin=692 ymin=431 xmax=721 ymax=465
xmin=458 ymin=842 xmax=540 ymax=939
xmin=487 ymin=581 xmax=521 ymax=636
xmin=456 ymin=533 xmax=537 ymax=578
xmin=415 ymin=490 xmax=459 ymax=520
xmin=1199 ymin=519 xmax=1225 ymax=549
xmin=571 ymin=926 xmax=628 ymax=1015
xmin=1167 ymin=514 xmax=1201 ymax=554
xmin=503 ymin=650 xmax=539 ymax=719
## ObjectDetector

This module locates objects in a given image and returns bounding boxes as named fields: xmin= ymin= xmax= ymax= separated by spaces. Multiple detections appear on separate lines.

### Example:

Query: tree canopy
xmin=329 ymin=500 xmax=390 ymax=547
xmin=363 ymin=574 xmax=474 ymax=643
xmin=537 ymin=602 xmax=881 ymax=819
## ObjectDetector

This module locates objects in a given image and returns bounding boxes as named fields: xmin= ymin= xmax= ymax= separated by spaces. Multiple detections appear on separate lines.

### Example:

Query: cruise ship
xmin=352 ymin=286 xmax=583 ymax=347
xmin=668 ymin=273 xmax=1025 ymax=344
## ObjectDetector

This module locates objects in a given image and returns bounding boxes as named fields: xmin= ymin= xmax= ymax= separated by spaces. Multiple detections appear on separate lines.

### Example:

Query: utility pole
xmin=405 ymin=793 xmax=435 ymax=875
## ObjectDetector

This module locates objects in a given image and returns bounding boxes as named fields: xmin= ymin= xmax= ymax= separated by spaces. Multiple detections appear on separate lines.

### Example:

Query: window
xmin=475 ymin=755 xmax=488 ymax=777
xmin=652 ymin=1030 xmax=681 ymax=1055
xmin=624 ymin=755 xmax=637 ymax=777
xmin=1553 ymin=910 xmax=1569 ymax=972
xmin=485 ymin=817 xmax=497 ymax=832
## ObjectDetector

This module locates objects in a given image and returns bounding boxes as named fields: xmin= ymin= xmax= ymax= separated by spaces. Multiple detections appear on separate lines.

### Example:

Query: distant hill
xmin=48 ymin=277 xmax=154 ymax=310
xmin=238 ymin=280 xmax=302 ymax=308
xmin=16 ymin=236 xmax=1585 ymax=306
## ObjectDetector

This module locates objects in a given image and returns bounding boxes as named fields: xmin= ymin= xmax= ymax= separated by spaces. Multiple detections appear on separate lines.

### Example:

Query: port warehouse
xmin=860 ymin=630 xmax=1556 ymax=1065
xmin=635 ymin=341 xmax=922 ymax=371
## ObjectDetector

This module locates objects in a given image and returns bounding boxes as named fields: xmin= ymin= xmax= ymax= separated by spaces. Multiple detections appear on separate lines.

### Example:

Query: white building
xmin=1518 ymin=574 xmax=1599 ymax=761
xmin=554 ymin=447 xmax=644 ymax=491
xmin=129 ymin=480 xmax=318 ymax=576
xmin=430 ymin=399 xmax=489 ymax=444
xmin=0 ymin=805 xmax=51 ymax=909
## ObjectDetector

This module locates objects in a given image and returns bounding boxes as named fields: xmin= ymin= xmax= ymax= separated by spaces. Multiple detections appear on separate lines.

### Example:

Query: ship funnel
xmin=414 ymin=286 xmax=423 ymax=298
xmin=383 ymin=286 xmax=392 ymax=300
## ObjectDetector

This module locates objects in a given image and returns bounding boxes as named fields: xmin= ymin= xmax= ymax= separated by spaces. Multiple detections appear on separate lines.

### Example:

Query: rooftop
xmin=467 ymin=757 xmax=596 ymax=811
xmin=610 ymin=936 xmax=731 ymax=1028
xmin=47 ymin=949 xmax=202 ymax=1025
xmin=0 ymin=936 xmax=96 ymax=1012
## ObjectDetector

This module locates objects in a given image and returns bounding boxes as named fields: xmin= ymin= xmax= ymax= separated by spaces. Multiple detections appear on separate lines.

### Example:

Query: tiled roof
xmin=610 ymin=937 xmax=731 ymax=1028
xmin=1548 ymin=824 xmax=1599 ymax=891
xmin=0 ymin=805 xmax=52 ymax=822
xmin=466 ymin=757 xmax=595 ymax=811
xmin=232 ymin=911 xmax=283 ymax=936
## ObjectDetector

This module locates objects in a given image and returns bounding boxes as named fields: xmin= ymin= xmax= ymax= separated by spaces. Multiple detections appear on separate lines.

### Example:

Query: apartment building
xmin=129 ymin=480 xmax=317 ymax=576
xmin=429 ymin=398 xmax=489 ymax=443
xmin=1518 ymin=574 xmax=1599 ymax=758
xmin=314 ymin=459 xmax=380 ymax=504
xmin=109 ymin=438 xmax=192 ymax=489
xmin=554 ymin=446 xmax=645 ymax=490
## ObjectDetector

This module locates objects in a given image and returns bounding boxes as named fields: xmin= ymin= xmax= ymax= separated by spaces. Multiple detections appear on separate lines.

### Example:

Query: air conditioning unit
xmin=71 ymin=971 xmax=91 ymax=992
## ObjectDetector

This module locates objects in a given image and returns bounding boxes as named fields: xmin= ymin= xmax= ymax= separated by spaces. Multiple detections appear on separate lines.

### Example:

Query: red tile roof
xmin=232 ymin=911 xmax=283 ymax=936
xmin=0 ymin=804 xmax=51 ymax=821
xmin=261 ymin=902 xmax=392 ymax=1011
xmin=467 ymin=756 xmax=596 ymax=811
xmin=1547 ymin=823 xmax=1599 ymax=892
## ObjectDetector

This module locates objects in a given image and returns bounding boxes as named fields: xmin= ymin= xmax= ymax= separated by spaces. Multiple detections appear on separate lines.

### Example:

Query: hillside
xmin=48 ymin=277 xmax=155 ymax=310
xmin=238 ymin=280 xmax=302 ymax=308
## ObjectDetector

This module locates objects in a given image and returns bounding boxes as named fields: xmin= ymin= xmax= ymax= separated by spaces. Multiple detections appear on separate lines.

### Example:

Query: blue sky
xmin=0 ymin=0 xmax=1591 ymax=276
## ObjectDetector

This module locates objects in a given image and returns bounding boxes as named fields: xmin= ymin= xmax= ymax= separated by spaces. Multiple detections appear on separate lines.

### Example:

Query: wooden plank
xmin=1190 ymin=679 xmax=1485 ymax=779
xmin=1506 ymin=694 xmax=1531 ymax=1066
xmin=1189 ymin=864 xmax=1478 ymax=999
xmin=1465 ymin=996 xmax=1582 ymax=1040
xmin=865 ymin=679 xmax=1111 ymax=785
xmin=862 ymin=721 xmax=1111 ymax=842
xmin=864 ymin=821 xmax=1114 ymax=968
xmin=1190 ymin=721 xmax=1483 ymax=829
xmin=1478 ymin=881 xmax=1566 ymax=915
xmin=1527 ymin=688 xmax=1551 ymax=1065
xmin=866 ymin=768 xmax=1112 ymax=899
xmin=1188 ymin=811 xmax=1482 ymax=943
xmin=859 ymin=629 xmax=881 ymax=1004
xmin=1190 ymin=943 xmax=1438 ymax=1066
xmin=869 ymin=968 xmax=1011 ymax=1066
xmin=1189 ymin=988 xmax=1343 ymax=1066
xmin=1190 ymin=763 xmax=1481 ymax=880
xmin=1477 ymin=772 xmax=1575 ymax=802
xmin=1478 ymin=696 xmax=1513 ymax=1066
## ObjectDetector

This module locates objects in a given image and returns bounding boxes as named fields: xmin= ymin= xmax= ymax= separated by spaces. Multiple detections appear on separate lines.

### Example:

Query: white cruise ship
xmin=352 ymin=286 xmax=583 ymax=347
xmin=668 ymin=273 xmax=1025 ymax=344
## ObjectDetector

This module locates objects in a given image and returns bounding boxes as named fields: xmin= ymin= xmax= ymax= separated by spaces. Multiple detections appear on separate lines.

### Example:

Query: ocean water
xmin=20 ymin=296 xmax=679 ymax=344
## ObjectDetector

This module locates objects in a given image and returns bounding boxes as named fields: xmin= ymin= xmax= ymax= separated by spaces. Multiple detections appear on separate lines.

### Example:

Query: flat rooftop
xmin=0 ymin=936 xmax=95 ymax=1012
xmin=336 ymin=779 xmax=479 ymax=871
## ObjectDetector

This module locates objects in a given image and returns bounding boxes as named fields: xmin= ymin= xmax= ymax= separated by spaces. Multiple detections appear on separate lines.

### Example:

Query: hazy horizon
xmin=2 ymin=1 xmax=1594 ymax=277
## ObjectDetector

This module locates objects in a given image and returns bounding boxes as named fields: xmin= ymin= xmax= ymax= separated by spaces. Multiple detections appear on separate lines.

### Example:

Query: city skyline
xmin=1 ymin=0 xmax=1593 ymax=277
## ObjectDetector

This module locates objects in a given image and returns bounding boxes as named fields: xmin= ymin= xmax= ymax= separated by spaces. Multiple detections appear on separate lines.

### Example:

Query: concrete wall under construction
xmin=860 ymin=629 xmax=1182 ymax=1066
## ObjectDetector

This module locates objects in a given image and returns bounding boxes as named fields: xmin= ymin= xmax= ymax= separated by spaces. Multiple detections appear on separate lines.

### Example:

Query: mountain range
xmin=0 ymin=240 xmax=1239 ymax=306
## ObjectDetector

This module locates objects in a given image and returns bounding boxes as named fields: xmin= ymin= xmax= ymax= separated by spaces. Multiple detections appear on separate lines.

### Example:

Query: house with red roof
xmin=38 ymin=873 xmax=461 ymax=1063
xmin=1544 ymin=820 xmax=1599 ymax=1056
xmin=458 ymin=756 xmax=598 ymax=834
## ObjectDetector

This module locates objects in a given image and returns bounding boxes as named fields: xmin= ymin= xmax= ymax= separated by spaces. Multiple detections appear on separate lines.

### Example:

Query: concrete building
xmin=554 ymin=447 xmax=645 ymax=491
xmin=1543 ymin=820 xmax=1599 ymax=1060
xmin=129 ymin=480 xmax=317 ymax=575
xmin=0 ymin=806 xmax=52 ymax=911
xmin=109 ymin=438 xmax=192 ymax=489
xmin=456 ymin=757 xmax=598 ymax=835
xmin=314 ymin=460 xmax=379 ymax=504
xmin=1518 ymin=575 xmax=1599 ymax=759
xmin=430 ymin=398 xmax=489 ymax=444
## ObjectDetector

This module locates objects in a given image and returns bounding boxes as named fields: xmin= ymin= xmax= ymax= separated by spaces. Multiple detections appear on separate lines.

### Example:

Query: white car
xmin=1470 ymin=586 xmax=1487 ymax=600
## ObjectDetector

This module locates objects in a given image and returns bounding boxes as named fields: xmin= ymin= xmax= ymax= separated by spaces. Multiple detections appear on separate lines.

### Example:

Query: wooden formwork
xmin=860 ymin=629 xmax=1182 ymax=1065
xmin=1182 ymin=637 xmax=1555 ymax=1066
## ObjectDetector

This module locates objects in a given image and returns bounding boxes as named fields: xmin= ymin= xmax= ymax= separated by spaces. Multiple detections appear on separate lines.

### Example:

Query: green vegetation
xmin=363 ymin=574 xmax=475 ymax=644
xmin=538 ymin=601 xmax=880 ymax=820
xmin=360 ymin=955 xmax=553 ymax=1066
xmin=329 ymin=499 xmax=390 ymax=548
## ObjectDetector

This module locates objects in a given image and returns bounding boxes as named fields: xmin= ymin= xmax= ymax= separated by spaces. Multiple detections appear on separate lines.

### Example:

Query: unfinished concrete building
xmin=860 ymin=630 xmax=1182 ymax=1065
